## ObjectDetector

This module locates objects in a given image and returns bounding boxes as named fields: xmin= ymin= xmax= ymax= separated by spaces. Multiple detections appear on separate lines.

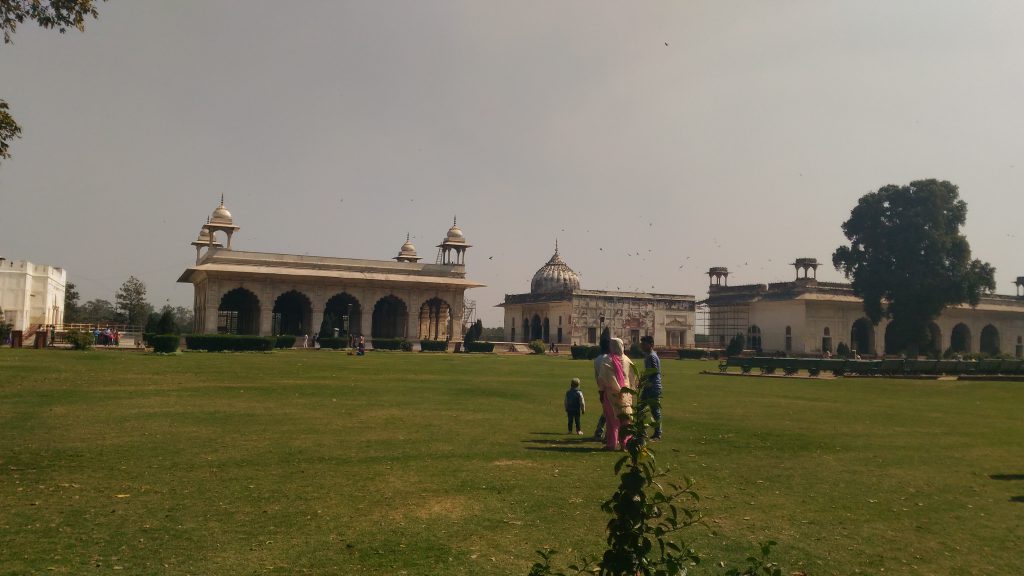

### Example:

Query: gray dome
xmin=531 ymin=248 xmax=581 ymax=295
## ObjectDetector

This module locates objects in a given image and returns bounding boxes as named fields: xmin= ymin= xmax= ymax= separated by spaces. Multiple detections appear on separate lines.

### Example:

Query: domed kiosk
xmin=500 ymin=243 xmax=696 ymax=348
xmin=179 ymin=202 xmax=483 ymax=346
xmin=530 ymin=242 xmax=581 ymax=295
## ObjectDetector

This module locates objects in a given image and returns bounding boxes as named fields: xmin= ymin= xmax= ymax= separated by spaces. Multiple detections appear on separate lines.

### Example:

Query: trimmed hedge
xmin=275 ymin=336 xmax=296 ymax=349
xmin=528 ymin=340 xmax=545 ymax=354
xmin=372 ymin=338 xmax=413 ymax=351
xmin=150 ymin=334 xmax=180 ymax=353
xmin=142 ymin=332 xmax=155 ymax=346
xmin=677 ymin=349 xmax=710 ymax=360
xmin=465 ymin=341 xmax=495 ymax=353
xmin=571 ymin=345 xmax=602 ymax=360
xmin=185 ymin=334 xmax=275 ymax=352
xmin=420 ymin=339 xmax=449 ymax=352
xmin=627 ymin=342 xmax=644 ymax=359
xmin=318 ymin=337 xmax=348 ymax=350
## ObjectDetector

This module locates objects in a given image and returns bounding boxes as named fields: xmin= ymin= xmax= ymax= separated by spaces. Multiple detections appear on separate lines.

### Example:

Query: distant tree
xmin=319 ymin=314 xmax=334 ymax=339
xmin=0 ymin=0 xmax=104 ymax=165
xmin=78 ymin=298 xmax=117 ymax=324
xmin=115 ymin=275 xmax=150 ymax=326
xmin=833 ymin=179 xmax=996 ymax=355
xmin=156 ymin=309 xmax=176 ymax=334
xmin=171 ymin=306 xmax=194 ymax=333
xmin=480 ymin=326 xmax=505 ymax=341
xmin=464 ymin=319 xmax=483 ymax=343
xmin=63 ymin=281 xmax=80 ymax=322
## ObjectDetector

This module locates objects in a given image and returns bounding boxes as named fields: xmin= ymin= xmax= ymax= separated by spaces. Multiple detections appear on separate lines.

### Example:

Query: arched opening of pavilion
xmin=746 ymin=325 xmax=762 ymax=351
xmin=980 ymin=324 xmax=1000 ymax=356
xmin=372 ymin=295 xmax=408 ymax=339
xmin=521 ymin=318 xmax=529 ymax=343
xmin=272 ymin=290 xmax=312 ymax=336
xmin=418 ymin=297 xmax=451 ymax=341
xmin=950 ymin=323 xmax=971 ymax=354
xmin=821 ymin=326 xmax=832 ymax=354
xmin=542 ymin=317 xmax=551 ymax=343
xmin=530 ymin=314 xmax=542 ymax=341
xmin=218 ymin=288 xmax=260 ymax=335
xmin=324 ymin=292 xmax=361 ymax=337
xmin=884 ymin=323 xmax=900 ymax=355
xmin=851 ymin=318 xmax=875 ymax=356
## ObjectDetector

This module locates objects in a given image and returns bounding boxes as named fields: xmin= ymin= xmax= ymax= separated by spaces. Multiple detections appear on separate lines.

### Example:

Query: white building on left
xmin=0 ymin=258 xmax=66 ymax=331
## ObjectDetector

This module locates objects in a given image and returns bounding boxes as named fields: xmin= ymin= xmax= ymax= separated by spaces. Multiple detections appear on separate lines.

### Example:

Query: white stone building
xmin=704 ymin=258 xmax=1024 ymax=357
xmin=499 ymin=245 xmax=696 ymax=347
xmin=178 ymin=199 xmax=484 ymax=341
xmin=0 ymin=258 xmax=66 ymax=331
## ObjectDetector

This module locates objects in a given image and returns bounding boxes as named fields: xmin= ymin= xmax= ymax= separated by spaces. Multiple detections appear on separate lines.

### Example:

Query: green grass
xmin=1 ymin=349 xmax=1022 ymax=575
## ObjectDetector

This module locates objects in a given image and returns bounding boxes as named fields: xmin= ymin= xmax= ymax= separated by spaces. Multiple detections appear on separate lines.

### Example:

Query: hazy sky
xmin=2 ymin=1 xmax=1023 ymax=325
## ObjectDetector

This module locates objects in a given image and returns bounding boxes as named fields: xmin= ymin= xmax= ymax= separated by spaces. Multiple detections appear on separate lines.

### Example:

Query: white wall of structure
xmin=744 ymin=297 xmax=1024 ymax=357
xmin=0 ymin=259 xmax=66 ymax=331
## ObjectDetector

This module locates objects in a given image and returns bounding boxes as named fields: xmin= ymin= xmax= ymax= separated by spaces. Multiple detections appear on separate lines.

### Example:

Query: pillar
xmin=311 ymin=306 xmax=324 ymax=338
xmin=259 ymin=306 xmax=273 ymax=336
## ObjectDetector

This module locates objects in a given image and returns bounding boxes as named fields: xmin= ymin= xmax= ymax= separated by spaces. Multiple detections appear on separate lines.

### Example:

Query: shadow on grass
xmin=524 ymin=446 xmax=604 ymax=454
xmin=522 ymin=438 xmax=594 ymax=446
xmin=988 ymin=474 xmax=1024 ymax=503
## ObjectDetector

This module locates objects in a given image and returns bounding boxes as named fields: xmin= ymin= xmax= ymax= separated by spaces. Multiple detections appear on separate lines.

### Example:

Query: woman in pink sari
xmin=596 ymin=338 xmax=636 ymax=450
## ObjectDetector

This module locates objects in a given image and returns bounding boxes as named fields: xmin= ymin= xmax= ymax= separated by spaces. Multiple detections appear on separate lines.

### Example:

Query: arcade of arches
xmin=204 ymin=283 xmax=467 ymax=342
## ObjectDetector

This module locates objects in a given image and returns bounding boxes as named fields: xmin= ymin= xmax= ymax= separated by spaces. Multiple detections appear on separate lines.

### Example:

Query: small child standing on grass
xmin=564 ymin=378 xmax=586 ymax=435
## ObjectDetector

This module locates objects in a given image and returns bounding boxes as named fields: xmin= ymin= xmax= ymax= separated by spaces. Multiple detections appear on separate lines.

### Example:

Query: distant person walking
xmin=640 ymin=336 xmax=663 ymax=440
xmin=596 ymin=337 xmax=635 ymax=451
xmin=303 ymin=333 xmax=309 ymax=348
xmin=564 ymin=378 xmax=586 ymax=434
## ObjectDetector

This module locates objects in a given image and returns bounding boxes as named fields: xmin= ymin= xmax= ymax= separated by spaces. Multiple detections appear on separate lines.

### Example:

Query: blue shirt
xmin=645 ymin=351 xmax=662 ymax=389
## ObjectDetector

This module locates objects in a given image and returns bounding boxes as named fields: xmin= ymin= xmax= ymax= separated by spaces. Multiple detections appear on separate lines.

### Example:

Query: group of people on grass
xmin=563 ymin=334 xmax=664 ymax=451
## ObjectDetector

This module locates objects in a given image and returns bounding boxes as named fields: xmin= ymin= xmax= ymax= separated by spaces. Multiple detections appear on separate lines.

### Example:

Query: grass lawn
xmin=1 ymin=349 xmax=1022 ymax=575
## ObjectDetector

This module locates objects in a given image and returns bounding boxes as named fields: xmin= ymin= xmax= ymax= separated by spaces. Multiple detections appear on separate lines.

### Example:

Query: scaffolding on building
xmin=703 ymin=301 xmax=750 ymax=350
xmin=462 ymin=299 xmax=477 ymax=336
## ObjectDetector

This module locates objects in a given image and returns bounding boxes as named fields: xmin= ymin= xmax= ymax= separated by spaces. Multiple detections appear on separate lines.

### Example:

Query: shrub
xmin=836 ymin=342 xmax=851 ymax=358
xmin=372 ymin=338 xmax=412 ymax=351
xmin=528 ymin=339 xmax=545 ymax=354
xmin=676 ymin=348 xmax=708 ymax=360
xmin=725 ymin=333 xmax=745 ymax=357
xmin=184 ymin=334 xmax=275 ymax=352
xmin=420 ymin=339 xmax=448 ymax=352
xmin=274 ymin=335 xmax=296 ymax=349
xmin=150 ymin=334 xmax=180 ymax=353
xmin=156 ymin=310 xmax=177 ymax=335
xmin=465 ymin=341 xmax=495 ymax=353
xmin=142 ymin=332 xmax=155 ymax=346
xmin=464 ymin=319 xmax=483 ymax=344
xmin=65 ymin=329 xmax=93 ymax=350
xmin=318 ymin=337 xmax=348 ymax=350
xmin=571 ymin=345 xmax=602 ymax=360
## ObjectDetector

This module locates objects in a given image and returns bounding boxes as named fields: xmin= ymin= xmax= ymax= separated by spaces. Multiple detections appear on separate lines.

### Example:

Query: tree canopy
xmin=115 ymin=275 xmax=150 ymax=327
xmin=0 ymin=0 xmax=104 ymax=164
xmin=832 ymin=179 xmax=996 ymax=354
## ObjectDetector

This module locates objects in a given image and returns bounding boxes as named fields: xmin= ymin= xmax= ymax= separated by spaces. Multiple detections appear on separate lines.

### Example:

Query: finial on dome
xmin=220 ymin=193 xmax=224 ymax=205
xmin=453 ymin=215 xmax=457 ymax=226
xmin=406 ymin=232 xmax=411 ymax=242
xmin=555 ymin=238 xmax=559 ymax=254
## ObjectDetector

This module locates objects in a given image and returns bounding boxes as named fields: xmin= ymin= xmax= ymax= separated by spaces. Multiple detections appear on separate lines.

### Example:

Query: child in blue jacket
xmin=564 ymin=378 xmax=586 ymax=435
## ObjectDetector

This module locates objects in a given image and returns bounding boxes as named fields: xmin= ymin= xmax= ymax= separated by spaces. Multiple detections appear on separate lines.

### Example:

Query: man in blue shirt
xmin=640 ymin=336 xmax=663 ymax=440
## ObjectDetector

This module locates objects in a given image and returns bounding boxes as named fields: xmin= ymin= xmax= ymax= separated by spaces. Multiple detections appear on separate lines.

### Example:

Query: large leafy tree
xmin=0 ymin=0 xmax=103 ymax=164
xmin=832 ymin=179 xmax=996 ymax=355
xmin=115 ymin=275 xmax=151 ymax=327
xmin=63 ymin=281 xmax=80 ymax=321
xmin=78 ymin=298 xmax=116 ymax=324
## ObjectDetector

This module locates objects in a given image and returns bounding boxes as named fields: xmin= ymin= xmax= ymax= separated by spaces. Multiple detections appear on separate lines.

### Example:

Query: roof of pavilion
xmin=498 ymin=288 xmax=695 ymax=307
xmin=177 ymin=249 xmax=485 ymax=288
xmin=701 ymin=279 xmax=1024 ymax=311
